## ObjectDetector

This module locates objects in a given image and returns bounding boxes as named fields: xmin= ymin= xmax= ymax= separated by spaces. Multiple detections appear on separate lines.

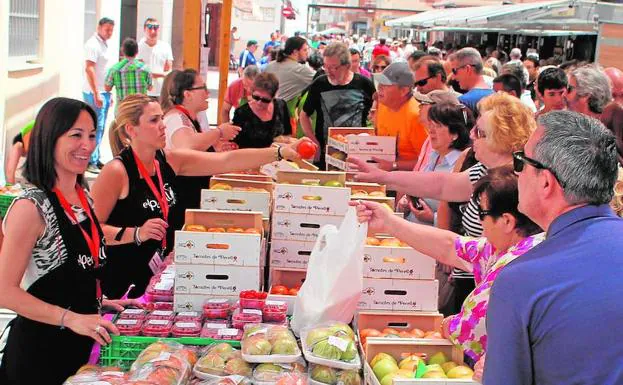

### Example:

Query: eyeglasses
xmin=452 ymin=64 xmax=470 ymax=75
xmin=146 ymin=24 xmax=160 ymax=30
xmin=513 ymin=151 xmax=564 ymax=186
xmin=478 ymin=207 xmax=497 ymax=221
xmin=252 ymin=94 xmax=273 ymax=103
xmin=373 ymin=65 xmax=388 ymax=72
xmin=472 ymin=125 xmax=486 ymax=139
xmin=187 ymin=85 xmax=207 ymax=92
xmin=415 ymin=75 xmax=434 ymax=87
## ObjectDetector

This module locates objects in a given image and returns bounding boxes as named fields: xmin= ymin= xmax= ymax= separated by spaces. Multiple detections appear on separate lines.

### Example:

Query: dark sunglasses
xmin=252 ymin=94 xmax=273 ymax=103
xmin=513 ymin=151 xmax=564 ymax=186
xmin=373 ymin=65 xmax=387 ymax=71
xmin=187 ymin=85 xmax=207 ymax=92
xmin=146 ymin=24 xmax=160 ymax=30
xmin=452 ymin=64 xmax=470 ymax=75
xmin=478 ymin=207 xmax=497 ymax=221
xmin=415 ymin=75 xmax=434 ymax=87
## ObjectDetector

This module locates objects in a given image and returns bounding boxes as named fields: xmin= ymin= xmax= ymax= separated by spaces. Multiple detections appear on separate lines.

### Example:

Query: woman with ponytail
xmin=92 ymin=94 xmax=311 ymax=298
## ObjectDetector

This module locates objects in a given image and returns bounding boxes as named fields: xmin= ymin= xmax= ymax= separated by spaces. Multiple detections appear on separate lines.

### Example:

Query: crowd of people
xmin=0 ymin=18 xmax=622 ymax=385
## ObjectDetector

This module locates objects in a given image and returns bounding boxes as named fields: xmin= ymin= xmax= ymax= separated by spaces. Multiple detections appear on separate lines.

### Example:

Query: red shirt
xmin=224 ymin=79 xmax=248 ymax=108
xmin=372 ymin=44 xmax=390 ymax=59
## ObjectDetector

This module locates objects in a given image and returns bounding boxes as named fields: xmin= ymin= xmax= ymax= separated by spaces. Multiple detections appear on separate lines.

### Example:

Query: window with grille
xmin=84 ymin=0 xmax=97 ymax=43
xmin=8 ymin=0 xmax=41 ymax=59
xmin=261 ymin=7 xmax=275 ymax=22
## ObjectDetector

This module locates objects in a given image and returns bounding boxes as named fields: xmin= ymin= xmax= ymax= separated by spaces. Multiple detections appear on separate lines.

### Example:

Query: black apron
xmin=0 ymin=189 xmax=105 ymax=385
xmin=103 ymin=148 xmax=182 ymax=299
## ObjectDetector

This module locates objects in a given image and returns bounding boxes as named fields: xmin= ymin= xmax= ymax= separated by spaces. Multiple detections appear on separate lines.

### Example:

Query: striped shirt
xmin=105 ymin=58 xmax=152 ymax=103
xmin=452 ymin=162 xmax=487 ymax=279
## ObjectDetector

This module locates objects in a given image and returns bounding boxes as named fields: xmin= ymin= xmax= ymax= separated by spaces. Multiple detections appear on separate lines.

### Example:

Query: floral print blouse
xmin=447 ymin=232 xmax=546 ymax=361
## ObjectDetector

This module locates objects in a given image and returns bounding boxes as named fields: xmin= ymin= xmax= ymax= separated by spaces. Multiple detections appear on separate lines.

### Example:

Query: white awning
xmin=386 ymin=0 xmax=575 ymax=28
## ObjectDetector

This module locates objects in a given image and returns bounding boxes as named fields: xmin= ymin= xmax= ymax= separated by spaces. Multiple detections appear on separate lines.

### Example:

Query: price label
xmin=122 ymin=309 xmax=143 ymax=314
xmin=154 ymin=280 xmax=174 ymax=291
xmin=206 ymin=323 xmax=227 ymax=329
xmin=328 ymin=336 xmax=349 ymax=352
xmin=266 ymin=300 xmax=286 ymax=306
xmin=242 ymin=309 xmax=262 ymax=315
xmin=175 ymin=322 xmax=198 ymax=328
xmin=116 ymin=319 xmax=138 ymax=325
xmin=152 ymin=310 xmax=173 ymax=316
xmin=218 ymin=328 xmax=240 ymax=336
xmin=148 ymin=319 xmax=170 ymax=325
xmin=178 ymin=311 xmax=199 ymax=317
xmin=208 ymin=298 xmax=228 ymax=304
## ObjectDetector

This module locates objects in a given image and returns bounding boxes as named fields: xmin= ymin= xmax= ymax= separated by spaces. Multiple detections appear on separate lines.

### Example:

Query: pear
xmin=373 ymin=359 xmax=399 ymax=381
xmin=441 ymin=361 xmax=458 ymax=374
xmin=421 ymin=370 xmax=447 ymax=379
xmin=380 ymin=372 xmax=410 ymax=385
xmin=447 ymin=365 xmax=475 ymax=379
xmin=370 ymin=353 xmax=396 ymax=368
xmin=427 ymin=351 xmax=448 ymax=366
xmin=398 ymin=356 xmax=422 ymax=372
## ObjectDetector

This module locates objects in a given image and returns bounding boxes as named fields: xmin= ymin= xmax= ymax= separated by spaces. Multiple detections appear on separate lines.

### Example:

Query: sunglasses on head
xmin=146 ymin=23 xmax=160 ymax=30
xmin=415 ymin=75 xmax=434 ymax=87
xmin=252 ymin=94 xmax=273 ymax=103
xmin=513 ymin=151 xmax=565 ymax=186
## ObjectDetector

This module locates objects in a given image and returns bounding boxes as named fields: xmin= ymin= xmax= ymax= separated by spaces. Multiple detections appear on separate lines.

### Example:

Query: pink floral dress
xmin=447 ymin=233 xmax=546 ymax=361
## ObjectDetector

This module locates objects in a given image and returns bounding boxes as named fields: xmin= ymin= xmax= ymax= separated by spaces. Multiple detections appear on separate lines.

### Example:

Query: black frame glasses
xmin=373 ymin=65 xmax=388 ymax=72
xmin=452 ymin=64 xmax=470 ymax=75
xmin=252 ymin=94 xmax=273 ymax=103
xmin=187 ymin=85 xmax=207 ymax=92
xmin=415 ymin=75 xmax=434 ymax=87
xmin=145 ymin=23 xmax=160 ymax=30
xmin=513 ymin=151 xmax=564 ymax=186
xmin=478 ymin=207 xmax=497 ymax=221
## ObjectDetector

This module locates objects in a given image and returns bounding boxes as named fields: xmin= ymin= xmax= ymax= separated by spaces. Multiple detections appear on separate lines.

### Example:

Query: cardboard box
xmin=261 ymin=159 xmax=319 ymax=180
xmin=273 ymin=183 xmax=350 ymax=216
xmin=271 ymin=212 xmax=345 ymax=242
xmin=358 ymin=278 xmax=439 ymax=312
xmin=363 ymin=339 xmax=475 ymax=385
xmin=328 ymin=127 xmax=396 ymax=155
xmin=174 ymin=264 xmax=262 ymax=296
xmin=326 ymin=147 xmax=395 ymax=171
xmin=276 ymin=170 xmax=346 ymax=185
xmin=346 ymin=182 xmax=387 ymax=195
xmin=209 ymin=177 xmax=274 ymax=194
xmin=173 ymin=293 xmax=238 ymax=312
xmin=174 ymin=210 xmax=263 ymax=266
xmin=269 ymin=239 xmax=315 ymax=270
xmin=267 ymin=268 xmax=308 ymax=316
xmin=363 ymin=246 xmax=436 ymax=280
xmin=216 ymin=173 xmax=273 ymax=182
xmin=200 ymin=189 xmax=271 ymax=218
xmin=355 ymin=311 xmax=443 ymax=338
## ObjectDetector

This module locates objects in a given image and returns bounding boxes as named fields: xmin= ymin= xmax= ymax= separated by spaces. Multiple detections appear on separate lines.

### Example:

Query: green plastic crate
xmin=0 ymin=193 xmax=18 ymax=218
xmin=99 ymin=335 xmax=241 ymax=370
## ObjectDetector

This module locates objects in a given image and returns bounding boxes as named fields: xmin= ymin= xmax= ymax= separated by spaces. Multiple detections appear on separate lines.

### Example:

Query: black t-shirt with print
xmin=233 ymin=98 xmax=291 ymax=148
xmin=302 ymin=73 xmax=375 ymax=154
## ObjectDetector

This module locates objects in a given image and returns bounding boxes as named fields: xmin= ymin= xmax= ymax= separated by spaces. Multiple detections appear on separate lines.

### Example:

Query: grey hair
xmin=535 ymin=110 xmax=618 ymax=205
xmin=243 ymin=65 xmax=259 ymax=79
xmin=454 ymin=47 xmax=483 ymax=73
xmin=510 ymin=48 xmax=522 ymax=60
xmin=323 ymin=42 xmax=351 ymax=66
xmin=501 ymin=62 xmax=528 ymax=90
xmin=571 ymin=65 xmax=612 ymax=114
xmin=485 ymin=57 xmax=502 ymax=75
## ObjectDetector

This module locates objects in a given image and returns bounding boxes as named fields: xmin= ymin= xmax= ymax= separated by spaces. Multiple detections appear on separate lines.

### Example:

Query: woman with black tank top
xmin=161 ymin=69 xmax=242 ymax=211
xmin=0 ymin=98 xmax=137 ymax=384
xmin=91 ymin=94 xmax=309 ymax=299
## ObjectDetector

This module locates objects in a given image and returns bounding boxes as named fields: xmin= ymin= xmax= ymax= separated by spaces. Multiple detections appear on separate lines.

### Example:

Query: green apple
xmin=427 ymin=351 xmax=448 ymax=366
xmin=311 ymin=365 xmax=337 ymax=384
xmin=340 ymin=341 xmax=357 ymax=361
xmin=312 ymin=340 xmax=342 ymax=360
xmin=370 ymin=353 xmax=396 ymax=368
xmin=380 ymin=372 xmax=409 ymax=385
xmin=271 ymin=338 xmax=298 ymax=355
xmin=373 ymin=359 xmax=399 ymax=381
xmin=323 ymin=180 xmax=344 ymax=188
xmin=447 ymin=365 xmax=475 ymax=379
xmin=441 ymin=361 xmax=458 ymax=374
xmin=306 ymin=328 xmax=332 ymax=346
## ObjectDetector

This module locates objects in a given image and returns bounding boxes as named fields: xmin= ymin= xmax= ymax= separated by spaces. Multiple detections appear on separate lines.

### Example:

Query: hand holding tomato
xmin=296 ymin=139 xmax=317 ymax=159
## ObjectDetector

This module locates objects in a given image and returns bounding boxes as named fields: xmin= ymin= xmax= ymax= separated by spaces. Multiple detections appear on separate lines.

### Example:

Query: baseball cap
xmin=413 ymin=89 xmax=460 ymax=105
xmin=247 ymin=39 xmax=258 ymax=46
xmin=376 ymin=62 xmax=414 ymax=88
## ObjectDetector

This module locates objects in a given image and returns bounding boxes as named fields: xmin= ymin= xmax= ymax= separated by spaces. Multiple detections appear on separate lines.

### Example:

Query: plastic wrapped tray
xmin=232 ymin=308 xmax=262 ymax=330
xmin=147 ymin=310 xmax=175 ymax=321
xmin=300 ymin=328 xmax=361 ymax=370
xmin=141 ymin=319 xmax=173 ymax=337
xmin=176 ymin=311 xmax=203 ymax=323
xmin=241 ymin=324 xmax=302 ymax=363
xmin=119 ymin=308 xmax=146 ymax=320
xmin=172 ymin=321 xmax=202 ymax=337
xmin=116 ymin=318 xmax=143 ymax=336
xmin=203 ymin=298 xmax=233 ymax=320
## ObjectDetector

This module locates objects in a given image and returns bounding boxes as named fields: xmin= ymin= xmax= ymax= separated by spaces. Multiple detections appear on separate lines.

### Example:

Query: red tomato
xmin=288 ymin=287 xmax=299 ymax=296
xmin=297 ymin=140 xmax=317 ymax=159
xmin=271 ymin=285 xmax=289 ymax=295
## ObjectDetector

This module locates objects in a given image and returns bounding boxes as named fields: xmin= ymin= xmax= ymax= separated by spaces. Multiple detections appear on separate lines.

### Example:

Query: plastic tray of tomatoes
xmin=119 ymin=308 xmax=146 ymax=320
xmin=239 ymin=291 xmax=267 ymax=310
xmin=175 ymin=311 xmax=203 ymax=323
xmin=172 ymin=320 xmax=202 ymax=337
xmin=144 ymin=275 xmax=174 ymax=302
xmin=144 ymin=301 xmax=174 ymax=312
xmin=232 ymin=308 xmax=263 ymax=330
xmin=262 ymin=301 xmax=288 ymax=323
xmin=141 ymin=319 xmax=173 ymax=337
xmin=201 ymin=325 xmax=244 ymax=341
xmin=203 ymin=298 xmax=233 ymax=319
xmin=115 ymin=318 xmax=143 ymax=336
xmin=146 ymin=310 xmax=175 ymax=321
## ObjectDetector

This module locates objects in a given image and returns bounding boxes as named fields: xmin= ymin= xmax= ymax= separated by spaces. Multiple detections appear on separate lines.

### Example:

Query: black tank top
xmin=102 ymin=147 xmax=183 ymax=298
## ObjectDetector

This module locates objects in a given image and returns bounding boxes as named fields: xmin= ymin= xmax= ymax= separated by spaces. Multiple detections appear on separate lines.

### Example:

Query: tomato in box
xmin=201 ymin=325 xmax=243 ymax=340
xmin=171 ymin=320 xmax=202 ymax=337
xmin=232 ymin=308 xmax=262 ymax=329
xmin=239 ymin=290 xmax=267 ymax=310
xmin=203 ymin=298 xmax=232 ymax=319
xmin=116 ymin=318 xmax=143 ymax=336
xmin=141 ymin=319 xmax=173 ymax=337
xmin=263 ymin=301 xmax=288 ymax=323
xmin=270 ymin=285 xmax=289 ymax=295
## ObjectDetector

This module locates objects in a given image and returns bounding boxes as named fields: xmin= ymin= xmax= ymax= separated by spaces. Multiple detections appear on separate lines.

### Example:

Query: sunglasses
xmin=373 ymin=65 xmax=388 ymax=71
xmin=146 ymin=24 xmax=160 ymax=30
xmin=252 ymin=94 xmax=273 ymax=103
xmin=472 ymin=124 xmax=486 ymax=139
xmin=478 ymin=207 xmax=497 ymax=221
xmin=187 ymin=85 xmax=207 ymax=92
xmin=513 ymin=151 xmax=564 ymax=186
xmin=415 ymin=75 xmax=434 ymax=87
xmin=452 ymin=64 xmax=470 ymax=75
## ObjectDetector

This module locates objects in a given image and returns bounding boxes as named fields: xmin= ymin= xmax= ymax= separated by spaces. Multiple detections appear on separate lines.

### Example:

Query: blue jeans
xmin=83 ymin=91 xmax=111 ymax=164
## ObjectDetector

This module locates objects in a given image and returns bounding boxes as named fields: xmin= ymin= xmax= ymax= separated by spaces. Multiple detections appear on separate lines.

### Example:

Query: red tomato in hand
xmin=288 ymin=287 xmax=300 ymax=296
xmin=297 ymin=141 xmax=316 ymax=159
xmin=271 ymin=285 xmax=289 ymax=295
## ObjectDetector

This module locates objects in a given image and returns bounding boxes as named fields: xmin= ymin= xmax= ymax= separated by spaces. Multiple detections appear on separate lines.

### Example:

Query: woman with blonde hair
xmin=93 ymin=94 xmax=311 ymax=298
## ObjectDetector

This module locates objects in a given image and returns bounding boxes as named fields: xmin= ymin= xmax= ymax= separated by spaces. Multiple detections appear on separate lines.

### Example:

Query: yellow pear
xmin=398 ymin=356 xmax=422 ymax=372
xmin=441 ymin=361 xmax=458 ymax=374
xmin=447 ymin=365 xmax=474 ymax=379
xmin=371 ymin=353 xmax=396 ymax=368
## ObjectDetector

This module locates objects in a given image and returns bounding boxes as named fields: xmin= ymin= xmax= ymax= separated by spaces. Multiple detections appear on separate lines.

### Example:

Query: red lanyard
xmin=132 ymin=149 xmax=169 ymax=248
xmin=53 ymin=185 xmax=102 ymax=300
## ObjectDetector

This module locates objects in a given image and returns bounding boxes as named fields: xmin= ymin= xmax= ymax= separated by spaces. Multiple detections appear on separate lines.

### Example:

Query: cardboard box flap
xmin=276 ymin=170 xmax=346 ymax=185
xmin=328 ymin=127 xmax=375 ymax=136
xmin=216 ymin=173 xmax=273 ymax=182
xmin=210 ymin=177 xmax=274 ymax=192
xmin=345 ymin=182 xmax=387 ymax=195
xmin=184 ymin=209 xmax=263 ymax=232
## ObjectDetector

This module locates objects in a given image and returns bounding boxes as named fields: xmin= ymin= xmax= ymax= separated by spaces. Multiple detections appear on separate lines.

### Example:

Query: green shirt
xmin=105 ymin=58 xmax=152 ymax=102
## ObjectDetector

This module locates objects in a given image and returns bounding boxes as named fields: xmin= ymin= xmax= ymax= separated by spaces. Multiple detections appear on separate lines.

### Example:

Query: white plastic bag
xmin=291 ymin=207 xmax=367 ymax=336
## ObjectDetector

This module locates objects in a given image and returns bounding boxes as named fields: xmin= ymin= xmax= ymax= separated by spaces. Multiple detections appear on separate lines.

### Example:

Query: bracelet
xmin=114 ymin=227 xmax=127 ymax=242
xmin=134 ymin=226 xmax=142 ymax=246
xmin=276 ymin=145 xmax=284 ymax=161
xmin=60 ymin=307 xmax=71 ymax=330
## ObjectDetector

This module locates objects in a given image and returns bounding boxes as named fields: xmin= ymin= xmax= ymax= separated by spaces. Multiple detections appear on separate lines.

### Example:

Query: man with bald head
xmin=605 ymin=67 xmax=623 ymax=105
